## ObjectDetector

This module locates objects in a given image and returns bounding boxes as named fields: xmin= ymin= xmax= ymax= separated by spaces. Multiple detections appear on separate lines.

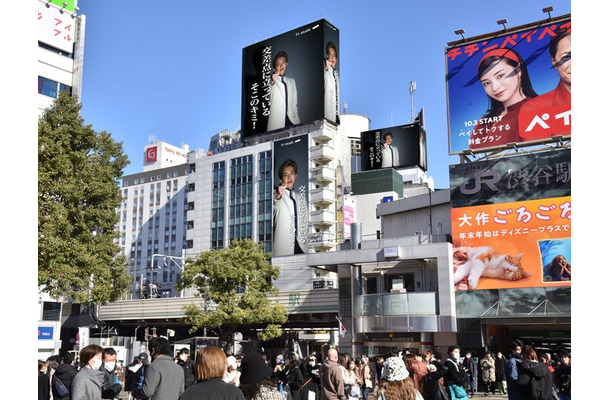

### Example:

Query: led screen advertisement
xmin=446 ymin=16 xmax=571 ymax=154
xmin=360 ymin=123 xmax=427 ymax=171
xmin=242 ymin=19 xmax=340 ymax=137
xmin=449 ymin=149 xmax=571 ymax=208
xmin=451 ymin=196 xmax=571 ymax=291
xmin=273 ymin=135 xmax=309 ymax=257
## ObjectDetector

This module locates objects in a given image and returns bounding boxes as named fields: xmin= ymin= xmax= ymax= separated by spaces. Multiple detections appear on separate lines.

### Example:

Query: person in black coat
xmin=495 ymin=352 xmax=508 ymax=395
xmin=55 ymin=353 xmax=79 ymax=396
xmin=423 ymin=359 xmax=450 ymax=400
xmin=278 ymin=353 xmax=305 ymax=400
xmin=177 ymin=348 xmax=196 ymax=389
xmin=445 ymin=346 xmax=468 ymax=399
xmin=517 ymin=346 xmax=553 ymax=400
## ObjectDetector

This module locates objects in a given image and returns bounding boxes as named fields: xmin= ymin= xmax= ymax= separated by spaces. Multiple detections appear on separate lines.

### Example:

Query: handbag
xmin=52 ymin=374 xmax=70 ymax=398
xmin=447 ymin=382 xmax=468 ymax=400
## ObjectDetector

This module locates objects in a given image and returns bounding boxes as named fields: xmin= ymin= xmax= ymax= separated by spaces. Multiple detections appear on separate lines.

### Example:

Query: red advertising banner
xmin=451 ymin=196 xmax=571 ymax=291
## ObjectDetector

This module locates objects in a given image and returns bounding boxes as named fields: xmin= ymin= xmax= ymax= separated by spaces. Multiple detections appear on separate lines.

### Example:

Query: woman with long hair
xmin=179 ymin=346 xmax=245 ymax=400
xmin=470 ymin=47 xmax=537 ymax=150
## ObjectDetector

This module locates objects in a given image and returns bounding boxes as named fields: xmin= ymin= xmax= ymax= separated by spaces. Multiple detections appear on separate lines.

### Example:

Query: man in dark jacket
xmin=177 ymin=348 xmax=196 ymax=389
xmin=55 ymin=353 xmax=79 ymax=397
xmin=99 ymin=347 xmax=123 ymax=400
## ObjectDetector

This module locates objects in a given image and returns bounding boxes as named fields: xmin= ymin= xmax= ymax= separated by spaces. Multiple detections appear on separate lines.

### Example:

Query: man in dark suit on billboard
xmin=268 ymin=51 xmax=300 ymax=131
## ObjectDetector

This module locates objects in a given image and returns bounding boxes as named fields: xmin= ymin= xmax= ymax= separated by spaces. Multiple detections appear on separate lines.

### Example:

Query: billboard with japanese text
xmin=446 ymin=16 xmax=571 ymax=154
xmin=38 ymin=0 xmax=76 ymax=53
xmin=242 ymin=19 xmax=340 ymax=137
xmin=360 ymin=123 xmax=427 ymax=171
xmin=272 ymin=135 xmax=309 ymax=257
xmin=451 ymin=196 xmax=571 ymax=291
xmin=449 ymin=149 xmax=571 ymax=208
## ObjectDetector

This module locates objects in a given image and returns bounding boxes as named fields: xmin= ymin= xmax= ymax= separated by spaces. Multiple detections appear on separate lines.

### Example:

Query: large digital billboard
xmin=360 ymin=123 xmax=427 ymax=171
xmin=242 ymin=19 xmax=340 ymax=137
xmin=449 ymin=149 xmax=571 ymax=208
xmin=446 ymin=16 xmax=571 ymax=154
xmin=273 ymin=135 xmax=309 ymax=257
xmin=451 ymin=196 xmax=571 ymax=291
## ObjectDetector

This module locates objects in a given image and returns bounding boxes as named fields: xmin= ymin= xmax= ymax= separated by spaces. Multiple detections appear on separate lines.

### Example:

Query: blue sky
xmin=75 ymin=0 xmax=571 ymax=189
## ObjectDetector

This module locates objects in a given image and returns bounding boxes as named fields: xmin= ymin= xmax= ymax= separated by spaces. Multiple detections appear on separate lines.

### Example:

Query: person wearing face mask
xmin=177 ymin=348 xmax=195 ymax=389
xmin=495 ymin=352 xmax=507 ymax=395
xmin=461 ymin=352 xmax=477 ymax=397
xmin=99 ymin=347 xmax=123 ymax=400
xmin=506 ymin=339 xmax=524 ymax=400
xmin=444 ymin=346 xmax=468 ymax=399
xmin=71 ymin=344 xmax=106 ymax=400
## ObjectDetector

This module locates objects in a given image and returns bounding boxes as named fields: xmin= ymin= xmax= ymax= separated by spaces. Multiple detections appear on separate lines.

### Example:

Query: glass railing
xmin=355 ymin=292 xmax=437 ymax=316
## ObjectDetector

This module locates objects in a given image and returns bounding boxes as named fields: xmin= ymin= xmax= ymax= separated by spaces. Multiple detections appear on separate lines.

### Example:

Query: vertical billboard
xmin=242 ymin=19 xmax=340 ymax=137
xmin=451 ymin=196 xmax=571 ymax=291
xmin=360 ymin=123 xmax=427 ymax=171
xmin=273 ymin=135 xmax=309 ymax=257
xmin=446 ymin=16 xmax=571 ymax=153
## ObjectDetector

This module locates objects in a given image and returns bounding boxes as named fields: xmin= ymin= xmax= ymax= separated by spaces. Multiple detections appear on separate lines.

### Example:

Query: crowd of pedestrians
xmin=37 ymin=339 xmax=571 ymax=400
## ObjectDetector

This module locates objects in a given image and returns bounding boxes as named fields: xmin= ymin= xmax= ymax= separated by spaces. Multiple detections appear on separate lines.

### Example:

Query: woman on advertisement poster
xmin=469 ymin=47 xmax=538 ymax=150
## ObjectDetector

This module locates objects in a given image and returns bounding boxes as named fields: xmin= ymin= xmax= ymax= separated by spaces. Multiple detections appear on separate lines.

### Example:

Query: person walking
xmin=480 ymin=352 xmax=496 ymax=396
xmin=495 ymin=352 xmax=507 ymax=395
xmin=516 ymin=346 xmax=553 ymax=400
xmin=125 ymin=356 xmax=146 ymax=400
xmin=179 ymin=346 xmax=244 ymax=400
xmin=422 ymin=357 xmax=450 ymax=400
xmin=277 ymin=352 xmax=305 ymax=400
xmin=444 ymin=346 xmax=468 ymax=400
xmin=320 ymin=348 xmax=345 ymax=400
xmin=554 ymin=353 xmax=570 ymax=400
xmin=461 ymin=352 xmax=477 ymax=397
xmin=71 ymin=344 xmax=106 ymax=400
xmin=177 ymin=348 xmax=196 ymax=390
xmin=239 ymin=352 xmax=283 ymax=400
xmin=506 ymin=340 xmax=524 ymax=400
xmin=131 ymin=337 xmax=185 ymax=400
xmin=100 ymin=347 xmax=122 ymax=400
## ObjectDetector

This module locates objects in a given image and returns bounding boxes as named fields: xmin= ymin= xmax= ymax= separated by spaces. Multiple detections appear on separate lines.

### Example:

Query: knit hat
xmin=240 ymin=352 xmax=273 ymax=384
xmin=138 ymin=353 xmax=149 ymax=362
xmin=227 ymin=355 xmax=238 ymax=369
xmin=381 ymin=356 xmax=409 ymax=381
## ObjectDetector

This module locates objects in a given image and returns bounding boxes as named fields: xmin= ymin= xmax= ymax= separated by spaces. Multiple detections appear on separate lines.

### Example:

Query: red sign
xmin=145 ymin=146 xmax=157 ymax=163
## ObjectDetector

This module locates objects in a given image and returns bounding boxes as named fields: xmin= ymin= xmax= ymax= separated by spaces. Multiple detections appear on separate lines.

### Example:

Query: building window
xmin=229 ymin=155 xmax=253 ymax=242
xmin=258 ymin=151 xmax=273 ymax=253
xmin=211 ymin=161 xmax=225 ymax=250
xmin=38 ymin=76 xmax=72 ymax=98
xmin=42 ymin=302 xmax=61 ymax=321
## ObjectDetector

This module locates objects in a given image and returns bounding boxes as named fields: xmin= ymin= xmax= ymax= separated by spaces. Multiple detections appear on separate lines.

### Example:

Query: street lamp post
xmin=149 ymin=249 xmax=186 ymax=297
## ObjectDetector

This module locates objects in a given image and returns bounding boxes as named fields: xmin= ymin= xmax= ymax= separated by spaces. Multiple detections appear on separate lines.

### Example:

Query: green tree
xmin=38 ymin=92 xmax=131 ymax=304
xmin=178 ymin=239 xmax=288 ymax=351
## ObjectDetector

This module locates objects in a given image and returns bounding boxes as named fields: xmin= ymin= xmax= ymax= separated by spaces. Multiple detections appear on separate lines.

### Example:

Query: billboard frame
xmin=445 ymin=14 xmax=571 ymax=156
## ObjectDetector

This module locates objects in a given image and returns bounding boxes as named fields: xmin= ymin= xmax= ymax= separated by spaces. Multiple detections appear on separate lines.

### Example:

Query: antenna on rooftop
xmin=409 ymin=80 xmax=416 ymax=122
